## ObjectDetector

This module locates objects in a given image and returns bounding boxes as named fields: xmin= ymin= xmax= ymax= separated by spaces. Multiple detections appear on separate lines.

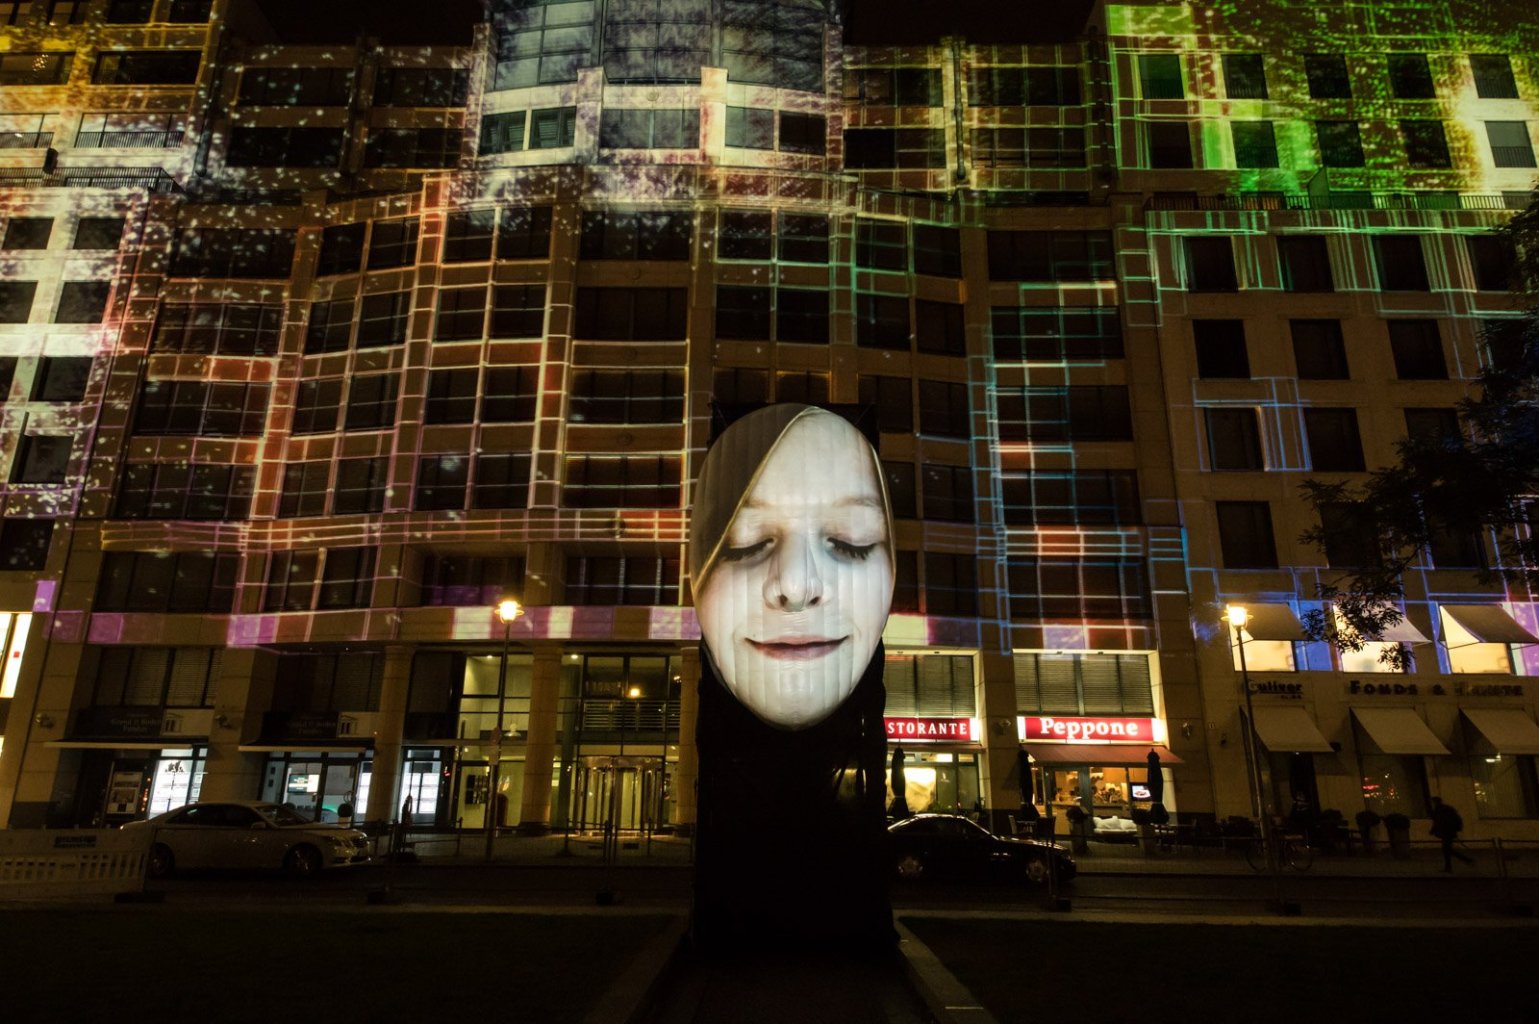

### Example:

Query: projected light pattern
xmin=0 ymin=0 xmax=1533 ymax=833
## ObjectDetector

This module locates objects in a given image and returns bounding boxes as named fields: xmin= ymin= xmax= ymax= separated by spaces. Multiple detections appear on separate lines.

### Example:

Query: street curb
xmin=582 ymin=913 xmax=689 ymax=1024
xmin=894 ymin=919 xmax=999 ymax=1024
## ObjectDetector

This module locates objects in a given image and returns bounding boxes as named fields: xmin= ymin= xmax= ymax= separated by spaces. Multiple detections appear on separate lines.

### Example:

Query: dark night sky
xmin=250 ymin=1 xmax=1092 ymax=46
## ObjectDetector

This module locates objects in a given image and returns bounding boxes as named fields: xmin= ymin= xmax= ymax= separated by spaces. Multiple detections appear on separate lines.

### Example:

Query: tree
xmin=1298 ymin=191 xmax=1539 ymax=667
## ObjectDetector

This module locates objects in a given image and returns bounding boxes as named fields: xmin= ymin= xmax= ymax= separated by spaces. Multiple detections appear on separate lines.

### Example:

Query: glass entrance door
xmin=571 ymin=756 xmax=665 ymax=834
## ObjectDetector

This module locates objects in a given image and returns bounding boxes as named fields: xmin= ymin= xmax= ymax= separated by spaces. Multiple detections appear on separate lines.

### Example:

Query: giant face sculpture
xmin=690 ymin=406 xmax=895 ymax=729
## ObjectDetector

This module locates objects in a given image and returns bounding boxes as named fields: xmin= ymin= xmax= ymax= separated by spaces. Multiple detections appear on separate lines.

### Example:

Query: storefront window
xmin=886 ymin=751 xmax=979 ymax=816
xmin=260 ymin=751 xmax=370 ymax=823
xmin=1358 ymin=753 xmax=1428 ymax=817
xmin=1469 ymin=754 xmax=1538 ymax=818
xmin=146 ymin=747 xmax=206 ymax=815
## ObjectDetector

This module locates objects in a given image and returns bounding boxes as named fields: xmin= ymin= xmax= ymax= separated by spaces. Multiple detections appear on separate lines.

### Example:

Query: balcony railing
xmin=0 ymin=168 xmax=181 ymax=192
xmin=579 ymin=699 xmax=680 ymax=735
xmin=74 ymin=130 xmax=184 ymax=149
xmin=1145 ymin=191 xmax=1527 ymax=212
xmin=0 ymin=132 xmax=52 ymax=149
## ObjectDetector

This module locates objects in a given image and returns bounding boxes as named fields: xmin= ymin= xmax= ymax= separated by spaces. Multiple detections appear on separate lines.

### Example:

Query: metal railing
xmin=0 ymin=132 xmax=51 ymax=149
xmin=74 ymin=130 xmax=184 ymax=149
xmin=1145 ymin=191 xmax=1526 ymax=212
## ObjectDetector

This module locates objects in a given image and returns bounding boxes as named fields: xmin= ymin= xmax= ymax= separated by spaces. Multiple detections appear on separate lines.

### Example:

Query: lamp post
xmin=484 ymin=598 xmax=523 ymax=863
xmin=1227 ymin=605 xmax=1287 ymax=908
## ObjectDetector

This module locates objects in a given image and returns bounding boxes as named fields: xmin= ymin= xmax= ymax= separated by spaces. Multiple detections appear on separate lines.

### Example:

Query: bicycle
xmin=1244 ymin=830 xmax=1314 ymax=872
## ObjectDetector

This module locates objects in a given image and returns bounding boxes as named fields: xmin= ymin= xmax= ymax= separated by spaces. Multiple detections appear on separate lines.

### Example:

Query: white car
xmin=123 ymin=801 xmax=372 ymax=878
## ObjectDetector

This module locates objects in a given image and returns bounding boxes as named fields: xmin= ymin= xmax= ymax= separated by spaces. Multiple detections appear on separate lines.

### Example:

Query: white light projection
xmin=690 ymin=405 xmax=894 ymax=729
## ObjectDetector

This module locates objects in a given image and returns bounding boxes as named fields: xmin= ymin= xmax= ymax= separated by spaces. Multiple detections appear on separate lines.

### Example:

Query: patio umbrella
xmin=1016 ymin=748 xmax=1040 ymax=821
xmin=1146 ymin=749 xmax=1169 ymax=824
xmin=888 ymin=746 xmax=910 ymax=819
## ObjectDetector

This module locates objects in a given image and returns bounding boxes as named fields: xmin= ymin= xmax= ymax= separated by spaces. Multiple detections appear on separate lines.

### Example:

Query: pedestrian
xmin=1429 ymin=796 xmax=1473 ymax=872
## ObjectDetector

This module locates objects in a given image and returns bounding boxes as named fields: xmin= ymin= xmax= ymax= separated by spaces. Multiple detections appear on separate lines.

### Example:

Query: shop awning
xmin=1248 ymin=707 xmax=1334 ymax=753
xmin=1439 ymin=604 xmax=1539 ymax=645
xmin=1351 ymin=707 xmax=1450 ymax=756
xmin=1027 ymin=744 xmax=1183 ymax=766
xmin=1235 ymin=603 xmax=1304 ymax=641
xmin=1463 ymin=708 xmax=1539 ymax=756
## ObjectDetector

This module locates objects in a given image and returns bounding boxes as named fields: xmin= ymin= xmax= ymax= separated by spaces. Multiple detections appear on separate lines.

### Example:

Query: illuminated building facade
xmin=0 ymin=0 xmax=1536 ymax=841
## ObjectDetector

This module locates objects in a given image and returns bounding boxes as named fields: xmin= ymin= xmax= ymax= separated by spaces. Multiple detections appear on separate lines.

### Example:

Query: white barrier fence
xmin=0 ymin=829 xmax=149 ymax=900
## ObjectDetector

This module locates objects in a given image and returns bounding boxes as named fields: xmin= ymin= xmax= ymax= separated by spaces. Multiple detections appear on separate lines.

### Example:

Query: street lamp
xmin=484 ymin=597 xmax=524 ymax=862
xmin=1227 ymin=604 xmax=1284 ymax=899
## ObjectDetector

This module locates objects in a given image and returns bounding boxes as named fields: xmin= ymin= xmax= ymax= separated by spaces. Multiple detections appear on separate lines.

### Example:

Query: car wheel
xmin=1022 ymin=855 xmax=1049 ymax=885
xmin=895 ymin=853 xmax=927 ymax=881
xmin=147 ymin=843 xmax=174 ymax=879
xmin=284 ymin=844 xmax=322 ymax=879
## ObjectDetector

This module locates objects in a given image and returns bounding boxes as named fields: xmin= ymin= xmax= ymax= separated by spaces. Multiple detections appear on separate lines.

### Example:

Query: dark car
xmin=888 ymin=813 xmax=1076 ymax=885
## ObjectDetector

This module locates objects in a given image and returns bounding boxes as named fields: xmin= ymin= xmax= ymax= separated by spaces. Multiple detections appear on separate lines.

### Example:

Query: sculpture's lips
xmin=747 ymin=636 xmax=847 ymax=660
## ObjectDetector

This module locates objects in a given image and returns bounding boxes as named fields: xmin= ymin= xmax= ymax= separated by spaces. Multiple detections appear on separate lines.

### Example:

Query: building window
xmin=95 ymin=551 xmax=239 ymax=613
xmin=374 ymin=67 xmax=468 ymax=106
xmin=134 ymin=381 xmax=271 ymax=436
xmin=720 ymin=2 xmax=824 ymax=90
xmin=55 ymin=281 xmax=110 ymax=323
xmin=725 ymin=106 xmax=774 ymax=149
xmin=1387 ymin=320 xmax=1447 ymax=380
xmin=424 ymin=369 xmax=477 ymax=425
xmin=1317 ymin=121 xmax=1365 ymax=167
xmin=415 ymin=455 xmax=470 ymax=511
xmin=920 ymin=464 xmax=973 ymax=523
xmin=1304 ymin=54 xmax=1351 ymax=98
xmin=990 ymin=307 xmax=1123 ymax=362
xmin=599 ymin=108 xmax=699 ymax=148
xmin=314 ymin=547 xmax=376 ymax=610
xmin=238 ymin=67 xmax=352 ymax=105
xmin=1231 ymin=121 xmax=1278 ymax=168
xmin=988 ymin=231 xmax=1115 ymax=282
xmin=529 ymin=107 xmax=578 ymax=148
xmin=472 ymin=453 xmax=531 ymax=509
xmin=580 ymin=209 xmax=693 ymax=260
xmin=1194 ymin=320 xmax=1249 ymax=378
xmin=718 ymin=211 xmax=773 ymax=260
xmin=480 ymin=111 xmax=527 ymax=154
xmin=1467 ymin=236 xmax=1517 ymax=292
xmin=0 ymin=52 xmax=72 ymax=86
xmin=1007 ymin=559 xmax=1153 ymax=621
xmin=0 ymin=519 xmax=52 ymax=570
xmin=74 ymin=218 xmax=125 ymax=250
xmin=996 ymin=386 xmax=1133 ymax=442
xmin=843 ymin=128 xmax=946 ymax=169
xmin=923 ymin=554 xmax=978 ymax=617
xmin=496 ymin=206 xmax=553 ymax=260
xmin=563 ymin=455 xmax=682 ymax=508
xmin=491 ymin=284 xmax=545 ymax=338
xmin=565 ymin=556 xmax=680 ymax=606
xmin=1486 ymin=122 xmax=1536 ymax=168
xmin=1184 ymin=237 xmax=1238 ymax=292
xmin=917 ymin=380 xmax=969 ymax=439
xmin=0 ymin=357 xmax=15 ymax=400
xmin=569 ymin=369 xmax=685 ymax=424
xmin=1222 ymin=54 xmax=1268 ymax=99
xmin=352 ymin=291 xmax=408 ymax=348
xmin=776 ymin=289 xmax=828 ymax=344
xmin=169 ymin=229 xmax=296 ymax=279
xmin=482 ymin=366 xmax=539 ymax=422
xmin=367 ymin=218 xmax=419 ymax=269
xmin=1401 ymin=120 xmax=1452 ymax=168
xmin=712 ymin=367 xmax=769 ymax=408
xmin=1463 ymin=719 xmax=1539 ymax=819
xmin=1304 ymin=408 xmax=1365 ymax=472
xmin=344 ymin=374 xmax=398 ymax=431
xmin=913 ymin=225 xmax=962 ymax=278
xmin=1290 ymin=320 xmax=1349 ymax=380
xmin=1277 ymin=236 xmax=1334 ymax=292
xmin=847 ymin=67 xmax=944 ymax=106
xmin=0 ymin=282 xmax=35 ymax=323
xmin=855 ymin=293 xmax=910 ymax=350
xmin=856 ymin=221 xmax=907 ymax=271
xmin=226 ymin=126 xmax=345 ymax=168
xmin=93 ymin=50 xmax=202 ymax=86
xmin=779 ymin=112 xmax=825 ymax=154
xmin=279 ymin=462 xmax=330 ymax=518
xmin=114 ymin=464 xmax=255 ymax=520
xmin=363 ymin=127 xmax=461 ymax=169
xmin=334 ymin=457 xmax=389 ymax=515
xmin=1215 ymin=501 xmax=1277 ymax=568
xmin=167 ymin=0 xmax=212 ymax=21
xmin=11 ymin=434 xmax=69 ymax=484
xmin=291 ymin=379 xmax=342 ymax=435
xmin=998 ymin=470 xmax=1141 ymax=527
xmin=1138 ymin=54 xmax=1183 ymax=99
xmin=305 ymin=299 xmax=355 ymax=353
xmin=778 ymin=213 xmax=829 ymax=264
xmin=1145 ymin=121 xmax=1192 ymax=168
xmin=1428 ymin=522 xmax=1486 ymax=570
xmin=1014 ymin=653 xmax=1155 ymax=716
xmin=1356 ymin=723 xmax=1429 ymax=818
xmin=89 ymin=648 xmax=221 ymax=709
xmin=317 ymin=224 xmax=365 ymax=276
xmin=1471 ymin=54 xmax=1519 ymax=99
xmin=883 ymin=462 xmax=917 ymax=519
xmin=419 ymin=554 xmax=525 ymax=607
xmin=858 ymin=375 xmax=913 ymax=434
xmin=1373 ymin=236 xmax=1430 ymax=291
xmin=47 ymin=2 xmax=85 ymax=25
xmin=1404 ymin=407 xmax=1461 ymax=445
xmin=573 ymin=287 xmax=689 ymax=340
xmin=32 ymin=356 xmax=91 ymax=401
xmin=1206 ymin=408 xmax=1264 ymax=471
xmin=915 ymin=300 xmax=965 ymax=357
xmin=3 ymin=217 xmax=51 ymax=250
xmin=443 ymin=211 xmax=495 ymax=263
xmin=435 ymin=286 xmax=488 ymax=341
xmin=1387 ymin=53 xmax=1435 ymax=99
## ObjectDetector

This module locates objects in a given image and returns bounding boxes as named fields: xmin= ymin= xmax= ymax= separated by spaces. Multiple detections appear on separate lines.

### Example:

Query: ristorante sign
xmin=885 ymin=717 xmax=977 ymax=742
xmin=1021 ymin=716 xmax=1158 ymax=743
